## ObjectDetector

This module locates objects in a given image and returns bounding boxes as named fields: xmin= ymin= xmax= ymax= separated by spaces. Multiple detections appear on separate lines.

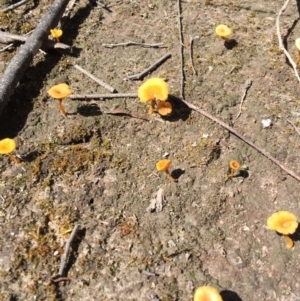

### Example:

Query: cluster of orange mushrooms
xmin=0 ymin=26 xmax=299 ymax=301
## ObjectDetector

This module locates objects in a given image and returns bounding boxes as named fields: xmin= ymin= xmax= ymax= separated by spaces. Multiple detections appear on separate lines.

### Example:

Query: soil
xmin=1 ymin=0 xmax=300 ymax=300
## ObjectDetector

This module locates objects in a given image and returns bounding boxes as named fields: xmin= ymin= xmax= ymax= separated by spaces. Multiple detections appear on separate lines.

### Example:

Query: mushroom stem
xmin=8 ymin=153 xmax=20 ymax=164
xmin=57 ymin=99 xmax=67 ymax=117
xmin=165 ymin=170 xmax=177 ymax=182
xmin=283 ymin=234 xmax=294 ymax=249
xmin=221 ymin=36 xmax=230 ymax=43
xmin=228 ymin=168 xmax=240 ymax=178
xmin=148 ymin=100 xmax=156 ymax=115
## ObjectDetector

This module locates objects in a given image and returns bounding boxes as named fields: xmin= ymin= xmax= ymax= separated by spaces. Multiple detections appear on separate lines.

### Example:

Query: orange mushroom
xmin=50 ymin=29 xmax=63 ymax=42
xmin=138 ymin=78 xmax=169 ymax=114
xmin=267 ymin=211 xmax=298 ymax=249
xmin=228 ymin=160 xmax=240 ymax=178
xmin=157 ymin=101 xmax=172 ymax=116
xmin=0 ymin=138 xmax=20 ymax=164
xmin=194 ymin=286 xmax=223 ymax=301
xmin=215 ymin=24 xmax=232 ymax=43
xmin=156 ymin=159 xmax=177 ymax=182
xmin=48 ymin=83 xmax=72 ymax=117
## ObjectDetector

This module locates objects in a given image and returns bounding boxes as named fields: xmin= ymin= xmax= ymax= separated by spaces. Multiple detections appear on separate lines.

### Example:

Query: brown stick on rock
xmin=0 ymin=0 xmax=71 ymax=115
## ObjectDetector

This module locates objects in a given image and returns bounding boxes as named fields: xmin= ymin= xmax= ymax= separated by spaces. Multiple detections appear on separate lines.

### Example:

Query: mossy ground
xmin=1 ymin=0 xmax=300 ymax=300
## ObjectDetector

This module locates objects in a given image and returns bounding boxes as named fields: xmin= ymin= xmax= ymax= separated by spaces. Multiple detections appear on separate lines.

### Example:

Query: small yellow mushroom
xmin=194 ymin=286 xmax=223 ymax=301
xmin=0 ymin=138 xmax=20 ymax=164
xmin=228 ymin=160 xmax=240 ymax=177
xmin=267 ymin=211 xmax=298 ymax=249
xmin=50 ymin=28 xmax=63 ymax=42
xmin=48 ymin=83 xmax=72 ymax=117
xmin=156 ymin=159 xmax=177 ymax=182
xmin=215 ymin=24 xmax=232 ymax=43
xmin=138 ymin=78 xmax=169 ymax=114
xmin=229 ymin=160 xmax=240 ymax=171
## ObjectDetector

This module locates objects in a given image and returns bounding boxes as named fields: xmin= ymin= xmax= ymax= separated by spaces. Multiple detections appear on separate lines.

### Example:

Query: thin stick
xmin=102 ymin=41 xmax=165 ymax=48
xmin=286 ymin=119 xmax=300 ymax=136
xmin=0 ymin=43 xmax=14 ymax=53
xmin=235 ymin=79 xmax=252 ymax=121
xmin=182 ymin=99 xmax=300 ymax=183
xmin=51 ymin=276 xmax=72 ymax=283
xmin=60 ymin=0 xmax=77 ymax=28
xmin=126 ymin=52 xmax=171 ymax=80
xmin=74 ymin=64 xmax=116 ymax=93
xmin=1 ymin=0 xmax=31 ymax=12
xmin=0 ymin=31 xmax=27 ymax=43
xmin=276 ymin=0 xmax=300 ymax=83
xmin=0 ymin=30 xmax=33 ymax=53
xmin=177 ymin=0 xmax=185 ymax=99
xmin=70 ymin=93 xmax=137 ymax=100
xmin=0 ymin=31 xmax=70 ymax=50
xmin=93 ymin=0 xmax=112 ymax=12
xmin=0 ymin=0 xmax=71 ymax=115
xmin=189 ymin=36 xmax=198 ymax=75
xmin=58 ymin=224 xmax=79 ymax=276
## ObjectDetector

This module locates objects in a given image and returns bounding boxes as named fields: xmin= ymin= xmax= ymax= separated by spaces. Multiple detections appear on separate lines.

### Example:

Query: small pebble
xmin=261 ymin=118 xmax=272 ymax=128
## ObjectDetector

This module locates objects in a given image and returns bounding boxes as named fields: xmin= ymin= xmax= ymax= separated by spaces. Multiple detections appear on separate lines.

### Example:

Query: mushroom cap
xmin=138 ymin=78 xmax=169 ymax=103
xmin=295 ymin=38 xmax=300 ymax=51
xmin=50 ymin=29 xmax=63 ymax=39
xmin=157 ymin=101 xmax=172 ymax=116
xmin=267 ymin=211 xmax=298 ymax=235
xmin=156 ymin=159 xmax=172 ymax=172
xmin=194 ymin=286 xmax=223 ymax=301
xmin=215 ymin=24 xmax=232 ymax=38
xmin=229 ymin=160 xmax=240 ymax=170
xmin=0 ymin=138 xmax=16 ymax=154
xmin=48 ymin=83 xmax=72 ymax=99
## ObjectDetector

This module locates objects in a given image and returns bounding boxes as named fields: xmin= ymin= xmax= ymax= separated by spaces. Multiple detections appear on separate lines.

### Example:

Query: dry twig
xmin=126 ymin=52 xmax=171 ymax=80
xmin=286 ymin=119 xmax=300 ymax=136
xmin=0 ymin=31 xmax=27 ymax=43
xmin=60 ymin=0 xmax=77 ymax=27
xmin=0 ymin=0 xmax=71 ymax=115
xmin=1 ymin=0 xmax=31 ymax=12
xmin=182 ymin=99 xmax=300 ymax=183
xmin=177 ymin=0 xmax=185 ymax=99
xmin=0 ymin=43 xmax=14 ymax=53
xmin=235 ymin=79 xmax=252 ymax=121
xmin=90 ymin=0 xmax=112 ymax=11
xmin=50 ymin=276 xmax=72 ymax=283
xmin=74 ymin=64 xmax=116 ymax=93
xmin=0 ymin=29 xmax=34 ymax=53
xmin=58 ymin=224 xmax=79 ymax=276
xmin=70 ymin=93 xmax=137 ymax=100
xmin=0 ymin=31 xmax=70 ymax=49
xmin=276 ymin=0 xmax=300 ymax=83
xmin=189 ymin=36 xmax=198 ymax=75
xmin=102 ymin=41 xmax=165 ymax=48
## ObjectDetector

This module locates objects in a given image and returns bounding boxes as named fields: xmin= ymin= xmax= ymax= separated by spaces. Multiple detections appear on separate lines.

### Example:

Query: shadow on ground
xmin=221 ymin=290 xmax=243 ymax=301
